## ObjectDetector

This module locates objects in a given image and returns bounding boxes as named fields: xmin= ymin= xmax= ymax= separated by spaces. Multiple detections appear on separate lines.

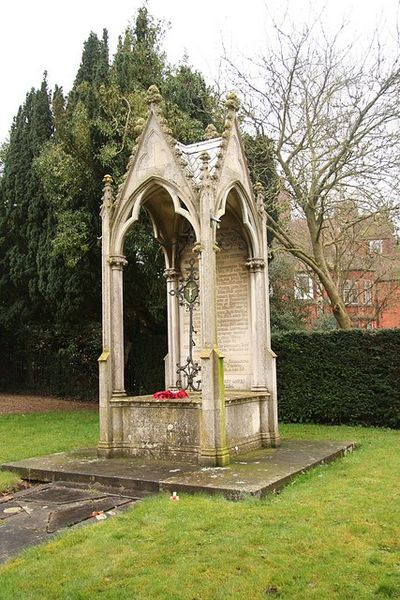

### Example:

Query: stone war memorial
xmin=98 ymin=86 xmax=280 ymax=466
xmin=1 ymin=87 xmax=355 ymax=500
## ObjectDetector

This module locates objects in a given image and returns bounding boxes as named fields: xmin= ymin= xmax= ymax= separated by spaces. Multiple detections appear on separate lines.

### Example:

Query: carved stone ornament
xmin=146 ymin=84 xmax=163 ymax=107
xmin=108 ymin=255 xmax=128 ymax=270
xmin=204 ymin=123 xmax=219 ymax=140
xmin=246 ymin=258 xmax=265 ymax=272
xmin=163 ymin=268 xmax=179 ymax=282
xmin=225 ymin=91 xmax=240 ymax=112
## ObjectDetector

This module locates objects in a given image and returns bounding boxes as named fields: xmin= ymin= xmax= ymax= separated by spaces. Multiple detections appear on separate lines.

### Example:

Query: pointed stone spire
xmin=223 ymin=91 xmax=240 ymax=135
xmin=213 ymin=91 xmax=241 ymax=182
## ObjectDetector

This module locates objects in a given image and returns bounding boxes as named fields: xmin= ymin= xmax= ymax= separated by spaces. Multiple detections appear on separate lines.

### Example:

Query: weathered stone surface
xmin=0 ymin=482 xmax=142 ymax=564
xmin=2 ymin=439 xmax=356 ymax=501
xmin=20 ymin=484 xmax=109 ymax=504
xmin=46 ymin=496 xmax=132 ymax=533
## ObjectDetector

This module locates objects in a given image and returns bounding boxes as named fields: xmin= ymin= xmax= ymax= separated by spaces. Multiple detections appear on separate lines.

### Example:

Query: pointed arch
xmin=215 ymin=181 xmax=260 ymax=257
xmin=111 ymin=176 xmax=200 ymax=257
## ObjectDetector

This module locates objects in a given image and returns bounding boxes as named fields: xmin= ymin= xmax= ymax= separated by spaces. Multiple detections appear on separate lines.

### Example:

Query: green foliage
xmin=52 ymin=209 xmax=91 ymax=268
xmin=273 ymin=328 xmax=400 ymax=427
xmin=243 ymin=133 xmax=280 ymax=246
xmin=1 ymin=323 xmax=101 ymax=399
xmin=111 ymin=7 xmax=166 ymax=92
xmin=0 ymin=76 xmax=53 ymax=331
xmin=74 ymin=30 xmax=109 ymax=90
xmin=268 ymin=255 xmax=308 ymax=333
xmin=162 ymin=61 xmax=222 ymax=143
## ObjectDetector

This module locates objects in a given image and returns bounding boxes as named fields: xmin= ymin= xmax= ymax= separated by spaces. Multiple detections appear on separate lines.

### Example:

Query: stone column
xmin=246 ymin=258 xmax=268 ymax=391
xmin=255 ymin=182 xmax=280 ymax=446
xmin=198 ymin=152 xmax=229 ymax=466
xmin=109 ymin=255 xmax=128 ymax=396
xmin=163 ymin=268 xmax=180 ymax=390
xmin=98 ymin=175 xmax=114 ymax=455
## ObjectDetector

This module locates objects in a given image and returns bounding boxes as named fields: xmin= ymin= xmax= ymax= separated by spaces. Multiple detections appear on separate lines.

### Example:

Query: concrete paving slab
xmin=1 ymin=439 xmax=356 ymax=500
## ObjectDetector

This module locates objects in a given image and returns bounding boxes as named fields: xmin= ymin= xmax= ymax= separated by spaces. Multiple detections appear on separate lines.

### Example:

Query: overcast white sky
xmin=1 ymin=0 xmax=399 ymax=144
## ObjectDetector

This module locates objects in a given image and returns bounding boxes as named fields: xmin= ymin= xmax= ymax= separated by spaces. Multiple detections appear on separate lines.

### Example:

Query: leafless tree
xmin=229 ymin=20 xmax=400 ymax=328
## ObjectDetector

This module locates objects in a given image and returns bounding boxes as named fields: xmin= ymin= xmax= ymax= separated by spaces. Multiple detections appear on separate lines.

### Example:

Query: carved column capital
xmin=246 ymin=258 xmax=265 ymax=272
xmin=163 ymin=268 xmax=179 ymax=282
xmin=192 ymin=242 xmax=204 ymax=254
xmin=109 ymin=255 xmax=128 ymax=270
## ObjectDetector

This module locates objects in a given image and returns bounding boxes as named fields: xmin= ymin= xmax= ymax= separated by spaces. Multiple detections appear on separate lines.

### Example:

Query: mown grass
xmin=0 ymin=410 xmax=99 ymax=493
xmin=0 ymin=416 xmax=399 ymax=599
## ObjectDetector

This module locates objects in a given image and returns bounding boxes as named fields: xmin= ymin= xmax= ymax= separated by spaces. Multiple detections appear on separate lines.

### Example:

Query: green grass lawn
xmin=0 ymin=410 xmax=99 ymax=493
xmin=0 ymin=413 xmax=399 ymax=599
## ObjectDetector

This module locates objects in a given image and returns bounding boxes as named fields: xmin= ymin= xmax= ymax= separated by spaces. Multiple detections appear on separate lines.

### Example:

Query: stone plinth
xmin=98 ymin=391 xmax=276 ymax=464
xmin=2 ymin=440 xmax=356 ymax=501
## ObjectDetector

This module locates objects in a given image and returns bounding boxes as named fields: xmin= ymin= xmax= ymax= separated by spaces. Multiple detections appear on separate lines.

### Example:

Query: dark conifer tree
xmin=0 ymin=77 xmax=53 ymax=329
xmin=112 ymin=7 xmax=165 ymax=92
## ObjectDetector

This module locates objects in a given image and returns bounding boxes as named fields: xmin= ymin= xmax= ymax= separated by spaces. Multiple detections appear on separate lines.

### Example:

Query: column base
xmin=200 ymin=446 xmax=230 ymax=466
xmin=97 ymin=441 xmax=115 ymax=458
xmin=260 ymin=432 xmax=281 ymax=448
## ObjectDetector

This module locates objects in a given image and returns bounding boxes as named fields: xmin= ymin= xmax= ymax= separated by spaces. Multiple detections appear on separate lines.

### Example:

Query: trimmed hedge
xmin=272 ymin=329 xmax=400 ymax=428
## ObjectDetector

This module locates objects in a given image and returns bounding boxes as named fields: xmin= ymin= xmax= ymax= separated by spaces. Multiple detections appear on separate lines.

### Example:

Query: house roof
xmin=175 ymin=137 xmax=223 ymax=184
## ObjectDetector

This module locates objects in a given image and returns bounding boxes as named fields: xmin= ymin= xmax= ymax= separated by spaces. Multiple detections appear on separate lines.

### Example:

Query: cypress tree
xmin=112 ymin=7 xmax=165 ymax=93
xmin=0 ymin=77 xmax=53 ymax=329
xmin=0 ymin=77 xmax=54 ymax=383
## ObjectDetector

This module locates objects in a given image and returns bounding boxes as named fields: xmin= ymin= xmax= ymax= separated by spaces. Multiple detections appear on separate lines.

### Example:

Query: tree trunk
xmin=317 ymin=269 xmax=353 ymax=329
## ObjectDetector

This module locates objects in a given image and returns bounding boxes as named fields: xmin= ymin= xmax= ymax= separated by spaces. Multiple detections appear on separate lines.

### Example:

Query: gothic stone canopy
xmin=98 ymin=86 xmax=279 ymax=466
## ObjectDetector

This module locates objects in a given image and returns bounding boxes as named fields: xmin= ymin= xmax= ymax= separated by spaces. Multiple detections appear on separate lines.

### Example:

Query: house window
xmin=363 ymin=281 xmax=373 ymax=305
xmin=294 ymin=274 xmax=313 ymax=300
xmin=343 ymin=280 xmax=358 ymax=305
xmin=369 ymin=239 xmax=383 ymax=254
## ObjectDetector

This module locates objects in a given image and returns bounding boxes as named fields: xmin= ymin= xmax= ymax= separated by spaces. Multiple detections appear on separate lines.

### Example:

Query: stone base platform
xmin=101 ymin=390 xmax=278 ymax=464
xmin=2 ymin=439 xmax=355 ymax=500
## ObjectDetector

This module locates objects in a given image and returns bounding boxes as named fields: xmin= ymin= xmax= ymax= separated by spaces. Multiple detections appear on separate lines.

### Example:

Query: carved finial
xmin=225 ymin=91 xmax=240 ymax=112
xmin=204 ymin=123 xmax=219 ymax=140
xmin=134 ymin=117 xmax=146 ymax=137
xmin=146 ymin=85 xmax=162 ymax=106
xmin=102 ymin=174 xmax=113 ymax=187
xmin=101 ymin=175 xmax=114 ymax=214
xmin=254 ymin=182 xmax=266 ymax=217
xmin=254 ymin=182 xmax=264 ymax=197
xmin=200 ymin=152 xmax=210 ymax=186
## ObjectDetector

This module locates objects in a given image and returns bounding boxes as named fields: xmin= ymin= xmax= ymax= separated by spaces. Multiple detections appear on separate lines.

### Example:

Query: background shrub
xmin=272 ymin=328 xmax=400 ymax=428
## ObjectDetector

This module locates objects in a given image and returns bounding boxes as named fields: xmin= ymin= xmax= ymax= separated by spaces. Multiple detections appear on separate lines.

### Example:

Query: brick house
xmin=275 ymin=205 xmax=400 ymax=329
